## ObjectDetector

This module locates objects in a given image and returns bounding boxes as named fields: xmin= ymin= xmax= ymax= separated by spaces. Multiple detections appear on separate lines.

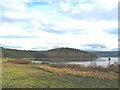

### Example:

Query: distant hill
xmin=41 ymin=47 xmax=97 ymax=60
xmin=1 ymin=47 xmax=35 ymax=58
xmin=1 ymin=47 xmax=97 ymax=61
xmin=89 ymin=51 xmax=118 ymax=57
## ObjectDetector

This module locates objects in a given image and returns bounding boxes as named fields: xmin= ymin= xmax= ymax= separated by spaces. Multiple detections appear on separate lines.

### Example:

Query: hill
xmin=1 ymin=47 xmax=35 ymax=58
xmin=46 ymin=47 xmax=97 ymax=59
xmin=89 ymin=51 xmax=118 ymax=57
xmin=1 ymin=47 xmax=97 ymax=61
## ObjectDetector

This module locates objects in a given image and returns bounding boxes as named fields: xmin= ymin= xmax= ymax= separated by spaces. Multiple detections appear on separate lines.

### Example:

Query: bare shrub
xmin=14 ymin=58 xmax=31 ymax=64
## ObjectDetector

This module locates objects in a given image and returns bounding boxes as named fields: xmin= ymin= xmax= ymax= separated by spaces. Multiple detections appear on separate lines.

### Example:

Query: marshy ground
xmin=2 ymin=58 xmax=119 ymax=88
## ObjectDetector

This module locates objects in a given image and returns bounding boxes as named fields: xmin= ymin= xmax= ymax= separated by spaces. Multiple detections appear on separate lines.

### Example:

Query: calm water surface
xmin=64 ymin=57 xmax=119 ymax=67
xmin=32 ymin=57 xmax=119 ymax=67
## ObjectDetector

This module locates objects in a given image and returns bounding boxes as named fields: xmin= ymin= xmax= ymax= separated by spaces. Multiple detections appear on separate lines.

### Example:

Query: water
xmin=31 ymin=57 xmax=119 ymax=67
xmin=64 ymin=57 xmax=119 ymax=67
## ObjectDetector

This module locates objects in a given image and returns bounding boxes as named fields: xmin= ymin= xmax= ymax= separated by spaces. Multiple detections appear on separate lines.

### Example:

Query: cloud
xmin=2 ymin=45 xmax=22 ymax=49
xmin=0 ymin=0 xmax=118 ymax=51
xmin=93 ymin=0 xmax=118 ymax=11
xmin=0 ymin=0 xmax=27 ymax=10
xmin=70 ymin=7 xmax=118 ymax=20
xmin=0 ymin=23 xmax=34 ymax=36
xmin=32 ymin=46 xmax=49 ymax=51
xmin=59 ymin=2 xmax=71 ymax=11
xmin=0 ymin=35 xmax=36 ymax=38
xmin=56 ymin=0 xmax=118 ymax=21
xmin=54 ymin=20 xmax=117 ymax=31
xmin=84 ymin=44 xmax=106 ymax=51
xmin=3 ymin=11 xmax=31 ymax=22
xmin=106 ymin=28 xmax=118 ymax=35
xmin=40 ymin=23 xmax=65 ymax=34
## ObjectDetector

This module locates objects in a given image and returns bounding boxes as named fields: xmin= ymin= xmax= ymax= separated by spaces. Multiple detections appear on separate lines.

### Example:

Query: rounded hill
xmin=42 ymin=47 xmax=98 ymax=61
xmin=48 ymin=47 xmax=86 ymax=52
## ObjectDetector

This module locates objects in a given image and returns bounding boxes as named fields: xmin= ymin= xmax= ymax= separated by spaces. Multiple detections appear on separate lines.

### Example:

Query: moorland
xmin=1 ymin=47 xmax=119 ymax=88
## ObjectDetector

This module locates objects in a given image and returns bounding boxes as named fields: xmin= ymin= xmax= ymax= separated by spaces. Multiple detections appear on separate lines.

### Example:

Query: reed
xmin=36 ymin=65 xmax=118 ymax=79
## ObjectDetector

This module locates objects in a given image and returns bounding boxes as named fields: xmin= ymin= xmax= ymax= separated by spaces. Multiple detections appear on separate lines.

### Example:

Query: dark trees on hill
xmin=2 ymin=47 xmax=97 ymax=60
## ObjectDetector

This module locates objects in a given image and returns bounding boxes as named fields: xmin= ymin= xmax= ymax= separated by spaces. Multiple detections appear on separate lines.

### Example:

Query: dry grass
xmin=36 ymin=65 xmax=118 ymax=79
xmin=3 ymin=61 xmax=119 ymax=88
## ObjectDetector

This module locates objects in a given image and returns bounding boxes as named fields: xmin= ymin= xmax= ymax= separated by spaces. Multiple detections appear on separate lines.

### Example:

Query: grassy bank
xmin=2 ymin=60 xmax=119 ymax=88
xmin=36 ymin=65 xmax=118 ymax=79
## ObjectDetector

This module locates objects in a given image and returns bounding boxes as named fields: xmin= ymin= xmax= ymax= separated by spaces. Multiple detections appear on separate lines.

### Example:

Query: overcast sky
xmin=0 ymin=0 xmax=119 ymax=51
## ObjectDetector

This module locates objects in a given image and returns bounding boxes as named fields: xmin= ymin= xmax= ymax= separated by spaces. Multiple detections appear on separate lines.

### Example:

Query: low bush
xmin=13 ymin=58 xmax=31 ymax=64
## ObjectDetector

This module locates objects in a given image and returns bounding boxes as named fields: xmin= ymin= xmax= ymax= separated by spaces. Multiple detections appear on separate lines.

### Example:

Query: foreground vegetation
xmin=36 ymin=65 xmax=118 ymax=79
xmin=2 ymin=59 xmax=119 ymax=88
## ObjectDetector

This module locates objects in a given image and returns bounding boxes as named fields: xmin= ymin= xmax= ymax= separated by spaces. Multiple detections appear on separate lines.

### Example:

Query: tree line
xmin=1 ymin=47 xmax=97 ymax=60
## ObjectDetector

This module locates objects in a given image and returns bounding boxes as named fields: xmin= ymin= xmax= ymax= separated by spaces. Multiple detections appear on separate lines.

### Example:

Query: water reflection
xmin=66 ymin=57 xmax=118 ymax=67
xmin=31 ymin=57 xmax=119 ymax=67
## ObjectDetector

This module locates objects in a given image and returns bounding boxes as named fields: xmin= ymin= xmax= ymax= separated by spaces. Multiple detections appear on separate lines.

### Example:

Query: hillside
xmin=1 ymin=47 xmax=97 ymax=61
xmin=46 ymin=47 xmax=97 ymax=59
xmin=89 ymin=51 xmax=118 ymax=57
xmin=1 ymin=47 xmax=35 ymax=58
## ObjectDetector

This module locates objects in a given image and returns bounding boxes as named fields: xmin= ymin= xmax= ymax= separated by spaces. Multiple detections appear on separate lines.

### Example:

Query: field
xmin=2 ymin=58 xmax=119 ymax=88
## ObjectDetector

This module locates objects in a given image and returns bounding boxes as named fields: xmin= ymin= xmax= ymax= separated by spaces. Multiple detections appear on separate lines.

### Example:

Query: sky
xmin=0 ymin=0 xmax=119 ymax=51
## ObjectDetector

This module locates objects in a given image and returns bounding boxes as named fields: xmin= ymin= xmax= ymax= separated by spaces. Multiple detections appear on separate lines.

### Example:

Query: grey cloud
xmin=47 ymin=43 xmax=67 ymax=46
xmin=32 ymin=46 xmax=48 ymax=51
xmin=85 ymin=44 xmax=106 ymax=49
xmin=106 ymin=29 xmax=118 ymax=35
xmin=2 ymin=45 xmax=22 ymax=49
xmin=40 ymin=23 xmax=66 ymax=34
xmin=41 ymin=23 xmax=87 ymax=34
xmin=51 ymin=46 xmax=61 ymax=49
xmin=0 ymin=35 xmax=37 ymax=38
xmin=1 ymin=15 xmax=31 ymax=23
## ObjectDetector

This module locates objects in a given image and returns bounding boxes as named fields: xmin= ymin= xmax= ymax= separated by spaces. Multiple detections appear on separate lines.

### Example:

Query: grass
xmin=2 ymin=60 xmax=119 ymax=88
xmin=36 ymin=65 xmax=118 ymax=79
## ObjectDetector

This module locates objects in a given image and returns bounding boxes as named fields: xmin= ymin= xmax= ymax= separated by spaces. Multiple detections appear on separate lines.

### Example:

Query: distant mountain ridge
xmin=1 ymin=47 xmax=97 ymax=61
xmin=89 ymin=51 xmax=119 ymax=57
